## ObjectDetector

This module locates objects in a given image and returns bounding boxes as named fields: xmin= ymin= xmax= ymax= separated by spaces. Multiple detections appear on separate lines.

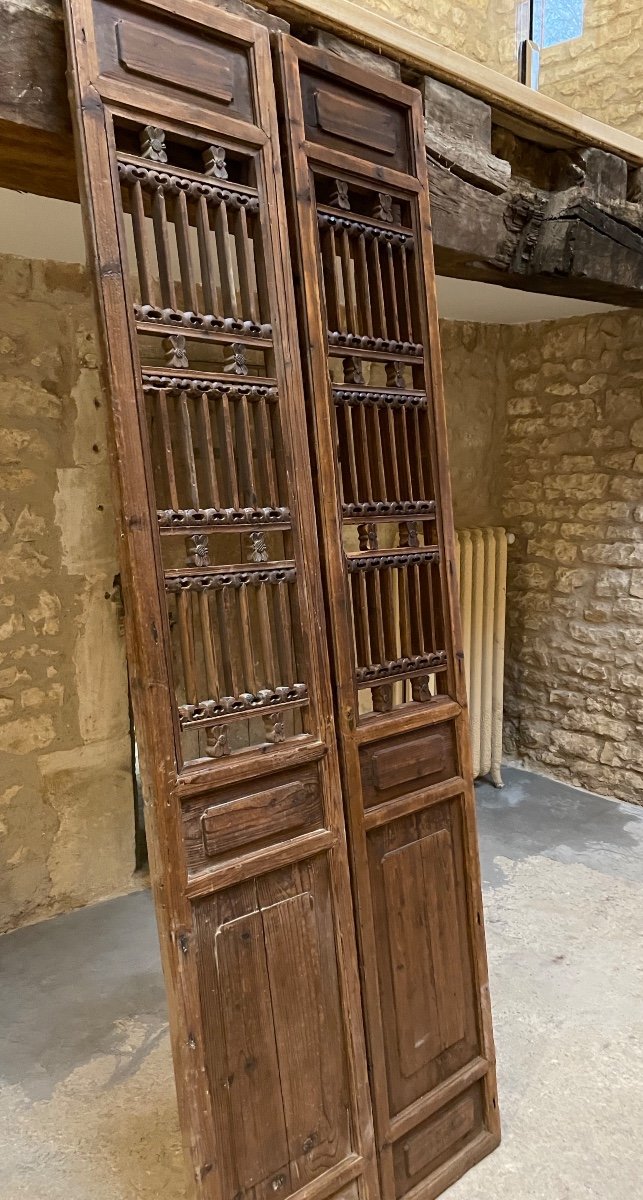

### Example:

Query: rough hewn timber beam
xmin=0 ymin=0 xmax=77 ymax=200
xmin=1 ymin=0 xmax=643 ymax=306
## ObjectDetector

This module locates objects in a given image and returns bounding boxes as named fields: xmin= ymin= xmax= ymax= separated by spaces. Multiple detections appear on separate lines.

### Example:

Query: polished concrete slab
xmin=1 ymin=766 xmax=642 ymax=1199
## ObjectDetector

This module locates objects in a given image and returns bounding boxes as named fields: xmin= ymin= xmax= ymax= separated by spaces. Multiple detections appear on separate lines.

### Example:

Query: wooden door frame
xmin=274 ymin=34 xmax=500 ymax=1200
xmin=64 ymin=2 xmax=378 ymax=1196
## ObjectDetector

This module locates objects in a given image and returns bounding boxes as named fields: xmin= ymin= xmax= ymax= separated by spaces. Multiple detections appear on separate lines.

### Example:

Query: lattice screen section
xmin=315 ymin=176 xmax=447 ymax=713
xmin=116 ymin=123 xmax=309 ymax=764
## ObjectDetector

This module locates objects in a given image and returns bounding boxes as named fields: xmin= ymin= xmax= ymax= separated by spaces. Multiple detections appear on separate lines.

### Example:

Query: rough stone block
xmin=630 ymin=569 xmax=643 ymax=598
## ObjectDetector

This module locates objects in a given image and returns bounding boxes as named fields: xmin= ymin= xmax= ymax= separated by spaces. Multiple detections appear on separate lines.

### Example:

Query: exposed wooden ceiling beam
xmin=270 ymin=0 xmax=643 ymax=165
xmin=1 ymin=0 xmax=642 ymax=306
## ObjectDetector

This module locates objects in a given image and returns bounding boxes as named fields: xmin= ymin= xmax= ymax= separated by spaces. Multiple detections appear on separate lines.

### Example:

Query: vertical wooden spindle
xmin=197 ymin=392 xmax=221 ymax=508
xmin=255 ymin=582 xmax=277 ymax=689
xmin=217 ymin=393 xmax=240 ymax=508
xmin=397 ymin=408 xmax=414 ymax=500
xmin=355 ymin=404 xmax=373 ymax=503
xmin=176 ymin=590 xmax=198 ymax=705
xmin=367 ymin=236 xmax=387 ymax=339
xmin=178 ymin=391 xmax=200 ymax=508
xmin=355 ymin=232 xmax=373 ymax=338
xmin=340 ymin=405 xmax=361 ymax=505
xmin=129 ymin=180 xmax=154 ymax=305
xmin=214 ymin=200 xmax=238 ymax=317
xmin=235 ymin=206 xmax=260 ymax=323
xmin=339 ymin=227 xmax=358 ymax=333
xmin=274 ymin=582 xmax=296 ymax=682
xmin=384 ymin=241 xmax=400 ymax=341
xmin=411 ymin=407 xmax=429 ymax=499
xmin=237 ymin=582 xmax=257 ymax=693
xmin=152 ymin=190 xmax=176 ymax=309
xmin=222 ymin=587 xmax=245 ymax=696
xmin=370 ymin=406 xmax=387 ymax=500
xmin=195 ymin=196 xmax=219 ymax=316
xmin=400 ymin=241 xmax=414 ymax=342
xmin=214 ymin=590 xmax=233 ymax=695
xmin=350 ymin=571 xmax=371 ymax=668
xmin=174 ymin=191 xmax=197 ymax=313
xmin=384 ymin=406 xmax=401 ymax=502
xmin=157 ymin=391 xmax=180 ymax=509
xmin=382 ymin=566 xmax=398 ymax=661
xmin=268 ymin=401 xmax=287 ymax=508
xmin=320 ymin=224 xmax=341 ymax=332
xmin=235 ymin=395 xmax=258 ymax=506
xmin=253 ymin=397 xmax=278 ymax=507
xmin=199 ymin=590 xmax=220 ymax=703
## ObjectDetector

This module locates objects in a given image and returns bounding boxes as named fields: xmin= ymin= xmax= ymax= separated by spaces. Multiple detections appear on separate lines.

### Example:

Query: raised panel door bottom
xmin=194 ymin=854 xmax=353 ymax=1200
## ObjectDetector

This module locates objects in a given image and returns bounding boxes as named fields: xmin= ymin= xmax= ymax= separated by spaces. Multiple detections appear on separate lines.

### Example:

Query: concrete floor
xmin=1 ymin=766 xmax=642 ymax=1199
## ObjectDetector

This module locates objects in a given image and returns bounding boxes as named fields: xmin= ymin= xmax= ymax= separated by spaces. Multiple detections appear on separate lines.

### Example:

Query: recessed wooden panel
xmin=300 ymin=69 xmax=410 ymax=172
xmin=201 ymin=779 xmax=321 ymax=857
xmin=368 ymin=798 xmax=480 ymax=1116
xmin=182 ymin=764 xmax=324 ymax=874
xmin=392 ymin=1084 xmax=485 ymax=1198
xmin=215 ymin=910 xmax=290 ymax=1189
xmin=382 ymin=831 xmax=465 ymax=1079
xmin=195 ymin=857 xmax=353 ymax=1199
xmin=360 ymin=723 xmax=457 ymax=807
xmin=116 ymin=20 xmax=234 ymax=104
xmin=314 ymin=88 xmax=398 ymax=156
xmin=94 ymin=0 xmax=254 ymax=122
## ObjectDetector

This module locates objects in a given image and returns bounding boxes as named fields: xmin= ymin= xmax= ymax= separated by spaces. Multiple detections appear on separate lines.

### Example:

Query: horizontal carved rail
xmin=178 ymin=683 xmax=309 ymax=727
xmin=158 ymin=505 xmax=290 ymax=530
xmin=135 ymin=304 xmax=272 ymax=340
xmin=118 ymin=159 xmax=261 ymax=211
xmin=328 ymin=331 xmax=423 ymax=357
xmin=346 ymin=548 xmax=440 ymax=572
xmin=333 ymin=386 xmax=427 ymax=410
xmin=165 ymin=564 xmax=297 ymax=591
xmin=143 ymin=373 xmax=277 ymax=399
xmin=356 ymin=651 xmax=448 ymax=684
xmin=342 ymin=501 xmax=436 ymax=520
xmin=318 ymin=211 xmax=413 ymax=247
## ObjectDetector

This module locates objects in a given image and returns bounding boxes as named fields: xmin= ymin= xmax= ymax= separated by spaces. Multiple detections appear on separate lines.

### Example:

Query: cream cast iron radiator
xmin=455 ymin=528 xmax=512 ymax=788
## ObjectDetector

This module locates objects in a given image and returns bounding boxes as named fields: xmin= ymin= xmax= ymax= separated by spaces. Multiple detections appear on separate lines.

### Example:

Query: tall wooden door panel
xmin=62 ymin=5 xmax=378 ymax=1199
xmin=275 ymin=37 xmax=500 ymax=1200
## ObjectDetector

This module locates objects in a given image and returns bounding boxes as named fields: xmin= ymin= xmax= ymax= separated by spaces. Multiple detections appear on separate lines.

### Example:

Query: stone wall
xmin=0 ymin=255 xmax=136 ymax=933
xmin=356 ymin=0 xmax=643 ymax=137
xmin=539 ymin=0 xmax=643 ymax=139
xmin=502 ymin=311 xmax=643 ymax=804
xmin=347 ymin=0 xmax=516 ymax=73
xmin=440 ymin=320 xmax=507 ymax=529
xmin=1 ymin=249 xmax=640 ymax=935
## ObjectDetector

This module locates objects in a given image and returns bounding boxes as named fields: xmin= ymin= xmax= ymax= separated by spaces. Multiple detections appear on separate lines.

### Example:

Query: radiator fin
xmin=455 ymin=528 xmax=508 ymax=788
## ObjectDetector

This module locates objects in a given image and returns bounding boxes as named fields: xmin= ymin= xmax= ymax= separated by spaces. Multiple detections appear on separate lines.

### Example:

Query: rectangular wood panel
xmin=215 ymin=911 xmax=290 ymax=1189
xmin=275 ymin=35 xmax=499 ymax=1200
xmin=63 ymin=5 xmax=378 ymax=1199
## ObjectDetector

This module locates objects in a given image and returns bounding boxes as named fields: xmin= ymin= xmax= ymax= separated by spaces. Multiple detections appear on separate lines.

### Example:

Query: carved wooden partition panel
xmin=275 ymin=37 xmax=500 ymax=1200
xmin=63 ymin=4 xmax=378 ymax=1199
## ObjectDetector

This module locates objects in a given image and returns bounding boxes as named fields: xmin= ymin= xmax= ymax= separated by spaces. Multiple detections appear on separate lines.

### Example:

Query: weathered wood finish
xmin=275 ymin=37 xmax=499 ymax=1200
xmin=63 ymin=4 xmax=378 ymax=1198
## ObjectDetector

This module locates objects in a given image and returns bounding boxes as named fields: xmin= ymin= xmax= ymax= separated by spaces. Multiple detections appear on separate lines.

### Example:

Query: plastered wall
xmin=0 ymin=255 xmax=137 ymax=933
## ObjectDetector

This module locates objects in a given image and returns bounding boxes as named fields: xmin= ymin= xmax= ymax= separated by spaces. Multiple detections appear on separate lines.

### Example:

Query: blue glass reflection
xmin=532 ymin=0 xmax=585 ymax=48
